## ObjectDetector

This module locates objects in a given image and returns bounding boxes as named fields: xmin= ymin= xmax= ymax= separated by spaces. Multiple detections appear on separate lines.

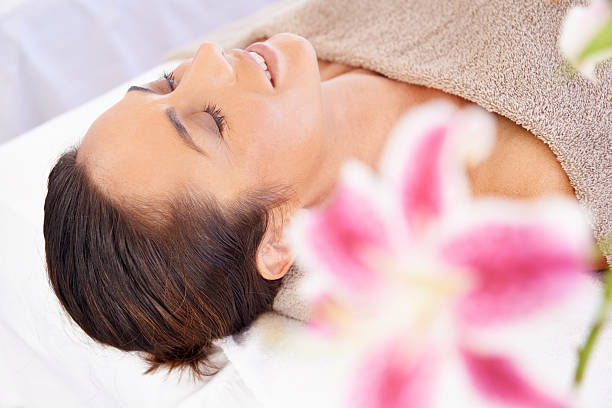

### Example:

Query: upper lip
xmin=244 ymin=42 xmax=278 ymax=88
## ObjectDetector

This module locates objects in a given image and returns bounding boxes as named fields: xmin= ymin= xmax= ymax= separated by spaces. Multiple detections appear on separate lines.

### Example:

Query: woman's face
xmin=78 ymin=33 xmax=325 ymax=206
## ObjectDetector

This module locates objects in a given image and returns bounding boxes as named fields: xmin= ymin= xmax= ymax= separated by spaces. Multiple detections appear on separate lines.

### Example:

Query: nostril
xmin=191 ymin=42 xmax=235 ymax=82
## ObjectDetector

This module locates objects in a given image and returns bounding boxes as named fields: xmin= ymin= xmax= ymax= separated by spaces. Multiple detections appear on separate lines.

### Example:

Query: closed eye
xmin=159 ymin=71 xmax=228 ymax=138
xmin=162 ymin=71 xmax=177 ymax=91
xmin=203 ymin=104 xmax=227 ymax=136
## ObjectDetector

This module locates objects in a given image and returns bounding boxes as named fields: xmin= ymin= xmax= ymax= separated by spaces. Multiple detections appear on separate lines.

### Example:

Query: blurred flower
xmin=559 ymin=0 xmax=612 ymax=80
xmin=290 ymin=101 xmax=592 ymax=407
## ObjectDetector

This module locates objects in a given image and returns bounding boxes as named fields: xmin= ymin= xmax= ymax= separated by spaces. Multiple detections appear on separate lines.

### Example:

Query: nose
xmin=178 ymin=42 xmax=236 ymax=91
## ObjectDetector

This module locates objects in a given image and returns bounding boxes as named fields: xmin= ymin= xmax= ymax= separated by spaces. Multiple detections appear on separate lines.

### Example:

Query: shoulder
xmin=467 ymin=114 xmax=575 ymax=200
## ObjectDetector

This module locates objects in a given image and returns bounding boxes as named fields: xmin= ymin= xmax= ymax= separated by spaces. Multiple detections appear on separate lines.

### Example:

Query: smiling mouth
xmin=248 ymin=51 xmax=272 ymax=82
xmin=245 ymin=42 xmax=278 ymax=88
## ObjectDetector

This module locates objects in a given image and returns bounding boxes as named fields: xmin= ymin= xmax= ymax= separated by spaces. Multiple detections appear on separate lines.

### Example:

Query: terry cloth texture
xmin=171 ymin=0 xmax=611 ymax=270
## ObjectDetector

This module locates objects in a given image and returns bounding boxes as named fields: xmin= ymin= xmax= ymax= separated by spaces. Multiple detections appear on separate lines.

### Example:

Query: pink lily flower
xmin=289 ymin=101 xmax=592 ymax=407
xmin=559 ymin=0 xmax=612 ymax=80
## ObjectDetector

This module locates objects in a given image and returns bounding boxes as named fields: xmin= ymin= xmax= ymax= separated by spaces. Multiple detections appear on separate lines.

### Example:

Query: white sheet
xmin=2 ymin=32 xmax=612 ymax=408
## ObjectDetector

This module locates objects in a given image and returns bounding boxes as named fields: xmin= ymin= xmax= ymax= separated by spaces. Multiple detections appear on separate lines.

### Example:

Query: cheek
xmin=236 ymin=92 xmax=323 ymax=150
xmin=253 ymin=104 xmax=323 ymax=164
xmin=226 ymin=81 xmax=324 ymax=186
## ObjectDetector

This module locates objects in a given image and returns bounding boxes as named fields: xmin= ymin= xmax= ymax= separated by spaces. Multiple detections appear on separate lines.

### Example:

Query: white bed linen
xmin=2 ymin=59 xmax=612 ymax=408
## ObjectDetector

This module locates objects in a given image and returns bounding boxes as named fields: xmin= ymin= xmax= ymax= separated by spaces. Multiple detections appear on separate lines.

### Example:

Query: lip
xmin=245 ymin=42 xmax=279 ymax=88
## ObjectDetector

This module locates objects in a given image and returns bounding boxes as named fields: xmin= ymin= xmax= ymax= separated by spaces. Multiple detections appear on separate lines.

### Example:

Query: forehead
xmin=77 ymin=96 xmax=202 ymax=202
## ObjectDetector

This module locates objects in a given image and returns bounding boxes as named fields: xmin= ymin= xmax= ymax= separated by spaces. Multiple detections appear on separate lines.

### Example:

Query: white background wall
xmin=0 ymin=0 xmax=277 ymax=144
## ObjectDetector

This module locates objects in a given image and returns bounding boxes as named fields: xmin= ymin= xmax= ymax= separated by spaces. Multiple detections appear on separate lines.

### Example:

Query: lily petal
xmin=559 ymin=0 xmax=612 ymax=79
xmin=380 ymin=102 xmax=456 ymax=235
xmin=441 ymin=222 xmax=587 ymax=325
xmin=290 ymin=162 xmax=390 ymax=294
xmin=379 ymin=101 xmax=495 ymax=236
xmin=400 ymin=124 xmax=448 ymax=233
xmin=461 ymin=347 xmax=568 ymax=408
xmin=351 ymin=340 xmax=436 ymax=408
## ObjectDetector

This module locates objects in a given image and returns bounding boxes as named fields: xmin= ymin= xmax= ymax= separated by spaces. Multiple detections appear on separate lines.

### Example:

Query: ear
xmin=256 ymin=228 xmax=294 ymax=281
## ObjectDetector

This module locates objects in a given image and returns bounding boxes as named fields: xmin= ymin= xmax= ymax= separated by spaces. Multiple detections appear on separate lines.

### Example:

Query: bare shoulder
xmin=467 ymin=114 xmax=575 ymax=199
xmin=389 ymin=85 xmax=576 ymax=201
xmin=404 ymin=86 xmax=576 ymax=199
xmin=315 ymin=64 xmax=574 ymax=199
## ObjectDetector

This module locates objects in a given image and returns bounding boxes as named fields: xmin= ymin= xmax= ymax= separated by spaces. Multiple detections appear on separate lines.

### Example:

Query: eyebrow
xmin=127 ymin=85 xmax=206 ymax=156
xmin=127 ymin=85 xmax=156 ymax=94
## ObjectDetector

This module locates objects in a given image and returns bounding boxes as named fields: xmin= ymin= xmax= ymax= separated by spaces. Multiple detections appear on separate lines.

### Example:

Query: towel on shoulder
xmin=171 ymin=0 xmax=612 ymax=266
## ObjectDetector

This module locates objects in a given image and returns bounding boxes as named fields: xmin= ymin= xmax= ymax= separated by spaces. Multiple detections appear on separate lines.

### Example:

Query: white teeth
xmin=248 ymin=51 xmax=266 ymax=66
xmin=248 ymin=51 xmax=270 ymax=77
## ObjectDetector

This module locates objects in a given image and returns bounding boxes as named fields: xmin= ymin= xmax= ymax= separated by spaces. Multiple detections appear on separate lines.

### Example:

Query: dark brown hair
xmin=43 ymin=149 xmax=284 ymax=376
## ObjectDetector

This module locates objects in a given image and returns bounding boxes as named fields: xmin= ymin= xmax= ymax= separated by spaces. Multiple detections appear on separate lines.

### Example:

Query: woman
xmin=43 ymin=5 xmax=610 ymax=376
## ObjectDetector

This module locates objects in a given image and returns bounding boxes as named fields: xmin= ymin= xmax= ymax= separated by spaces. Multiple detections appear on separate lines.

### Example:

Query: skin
xmin=78 ymin=33 xmax=605 ymax=273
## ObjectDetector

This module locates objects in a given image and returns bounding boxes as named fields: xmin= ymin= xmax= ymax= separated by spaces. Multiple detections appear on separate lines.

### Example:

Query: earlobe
xmin=256 ymin=241 xmax=294 ymax=280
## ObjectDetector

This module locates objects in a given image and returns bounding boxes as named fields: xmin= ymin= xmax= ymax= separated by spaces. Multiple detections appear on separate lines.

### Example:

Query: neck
xmin=302 ymin=69 xmax=429 ymax=208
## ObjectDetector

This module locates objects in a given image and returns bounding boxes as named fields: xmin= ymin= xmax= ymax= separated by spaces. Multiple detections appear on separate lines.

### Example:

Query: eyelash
xmin=161 ymin=71 xmax=227 ymax=136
